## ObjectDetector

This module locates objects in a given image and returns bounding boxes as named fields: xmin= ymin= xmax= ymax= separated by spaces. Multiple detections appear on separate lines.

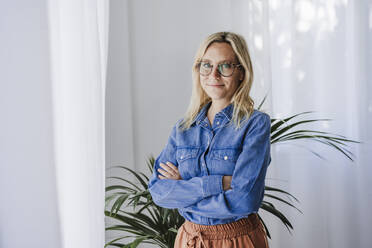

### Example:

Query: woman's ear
xmin=239 ymin=70 xmax=244 ymax=82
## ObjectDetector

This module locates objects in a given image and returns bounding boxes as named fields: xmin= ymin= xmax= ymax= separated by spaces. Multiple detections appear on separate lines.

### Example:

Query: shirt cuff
xmin=202 ymin=175 xmax=223 ymax=197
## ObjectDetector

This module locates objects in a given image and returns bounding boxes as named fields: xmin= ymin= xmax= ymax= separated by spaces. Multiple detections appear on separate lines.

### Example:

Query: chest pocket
xmin=176 ymin=147 xmax=199 ymax=179
xmin=209 ymin=148 xmax=241 ymax=175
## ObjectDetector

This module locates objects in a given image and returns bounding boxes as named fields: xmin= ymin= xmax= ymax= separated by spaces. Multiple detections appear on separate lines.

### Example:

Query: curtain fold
xmin=47 ymin=0 xmax=109 ymax=247
xmin=230 ymin=1 xmax=372 ymax=247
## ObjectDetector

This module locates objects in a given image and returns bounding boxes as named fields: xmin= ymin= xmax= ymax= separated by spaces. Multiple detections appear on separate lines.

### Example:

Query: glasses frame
xmin=197 ymin=60 xmax=242 ymax=77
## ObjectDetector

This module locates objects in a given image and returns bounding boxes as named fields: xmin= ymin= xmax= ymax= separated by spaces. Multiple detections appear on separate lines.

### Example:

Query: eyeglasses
xmin=197 ymin=60 xmax=242 ymax=77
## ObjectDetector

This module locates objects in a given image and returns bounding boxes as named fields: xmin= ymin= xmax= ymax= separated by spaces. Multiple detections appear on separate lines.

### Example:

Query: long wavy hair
xmin=179 ymin=31 xmax=255 ymax=131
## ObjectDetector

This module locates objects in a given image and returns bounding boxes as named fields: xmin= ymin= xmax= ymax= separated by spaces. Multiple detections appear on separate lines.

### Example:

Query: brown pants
xmin=174 ymin=213 xmax=269 ymax=248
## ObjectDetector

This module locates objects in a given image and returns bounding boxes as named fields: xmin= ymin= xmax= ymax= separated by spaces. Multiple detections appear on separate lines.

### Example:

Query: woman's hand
xmin=223 ymin=176 xmax=232 ymax=190
xmin=158 ymin=162 xmax=182 ymax=180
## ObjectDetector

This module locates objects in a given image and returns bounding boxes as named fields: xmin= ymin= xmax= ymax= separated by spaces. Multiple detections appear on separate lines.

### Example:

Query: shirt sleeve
xmin=147 ymin=120 xmax=224 ymax=209
xmin=179 ymin=113 xmax=272 ymax=219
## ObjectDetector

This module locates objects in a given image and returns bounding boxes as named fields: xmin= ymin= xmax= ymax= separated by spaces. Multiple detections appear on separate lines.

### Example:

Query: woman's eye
xmin=202 ymin=62 xmax=212 ymax=68
xmin=221 ymin=63 xmax=232 ymax=69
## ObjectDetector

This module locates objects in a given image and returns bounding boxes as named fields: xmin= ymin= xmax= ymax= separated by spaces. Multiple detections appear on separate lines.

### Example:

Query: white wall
xmin=0 ymin=1 xmax=62 ymax=247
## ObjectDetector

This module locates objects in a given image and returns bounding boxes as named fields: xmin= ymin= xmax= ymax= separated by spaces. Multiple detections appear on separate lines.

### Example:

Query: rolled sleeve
xmin=202 ymin=174 xmax=224 ymax=197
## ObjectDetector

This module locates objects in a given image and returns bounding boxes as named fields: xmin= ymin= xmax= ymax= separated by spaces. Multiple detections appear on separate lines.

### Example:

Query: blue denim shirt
xmin=148 ymin=101 xmax=272 ymax=225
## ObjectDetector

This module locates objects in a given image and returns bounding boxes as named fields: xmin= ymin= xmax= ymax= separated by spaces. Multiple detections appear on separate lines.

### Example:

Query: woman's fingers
xmin=159 ymin=162 xmax=177 ymax=175
xmin=165 ymin=162 xmax=178 ymax=172
xmin=158 ymin=162 xmax=182 ymax=180
xmin=158 ymin=174 xmax=166 ymax=179
xmin=161 ymin=162 xmax=178 ymax=174
xmin=158 ymin=167 xmax=173 ymax=177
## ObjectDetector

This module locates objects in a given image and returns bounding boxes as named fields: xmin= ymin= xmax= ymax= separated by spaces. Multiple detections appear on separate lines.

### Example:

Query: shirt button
xmin=224 ymin=156 xmax=228 ymax=160
xmin=205 ymin=123 xmax=208 ymax=127
xmin=216 ymin=121 xmax=220 ymax=125
xmin=180 ymin=156 xmax=183 ymax=159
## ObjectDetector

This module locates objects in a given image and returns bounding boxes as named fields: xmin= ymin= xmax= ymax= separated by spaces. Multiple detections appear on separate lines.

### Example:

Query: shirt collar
xmin=191 ymin=101 xmax=234 ymax=126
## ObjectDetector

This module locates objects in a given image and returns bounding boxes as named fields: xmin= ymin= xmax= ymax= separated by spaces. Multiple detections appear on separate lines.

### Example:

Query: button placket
xmin=201 ymin=131 xmax=214 ymax=175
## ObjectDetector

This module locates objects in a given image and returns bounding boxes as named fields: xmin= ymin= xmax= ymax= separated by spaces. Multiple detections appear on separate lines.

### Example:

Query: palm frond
xmin=269 ymin=113 xmax=360 ymax=161
xmin=260 ymin=201 xmax=294 ymax=234
xmin=257 ymin=92 xmax=269 ymax=111
xmin=109 ymin=166 xmax=149 ymax=190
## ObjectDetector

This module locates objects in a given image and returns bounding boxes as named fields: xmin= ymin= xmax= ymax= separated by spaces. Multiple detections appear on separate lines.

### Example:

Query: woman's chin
xmin=206 ymin=94 xmax=227 ymax=101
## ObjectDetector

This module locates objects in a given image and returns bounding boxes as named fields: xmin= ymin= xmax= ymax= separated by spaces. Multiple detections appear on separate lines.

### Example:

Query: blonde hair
xmin=179 ymin=31 xmax=255 ymax=131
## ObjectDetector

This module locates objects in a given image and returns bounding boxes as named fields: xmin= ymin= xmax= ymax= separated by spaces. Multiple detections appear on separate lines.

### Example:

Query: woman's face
xmin=199 ymin=42 xmax=243 ymax=104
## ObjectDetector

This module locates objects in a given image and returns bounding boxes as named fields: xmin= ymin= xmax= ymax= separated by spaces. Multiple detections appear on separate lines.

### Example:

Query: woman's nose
xmin=210 ymin=65 xmax=221 ymax=79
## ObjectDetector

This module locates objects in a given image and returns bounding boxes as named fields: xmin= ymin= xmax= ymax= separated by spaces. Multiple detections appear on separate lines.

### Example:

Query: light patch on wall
xmin=269 ymin=20 xmax=274 ymax=31
xmin=283 ymin=48 xmax=292 ymax=68
xmin=317 ymin=4 xmax=337 ymax=33
xmin=295 ymin=0 xmax=316 ymax=33
xmin=297 ymin=70 xmax=305 ymax=82
xmin=253 ymin=0 xmax=263 ymax=14
xmin=269 ymin=0 xmax=279 ymax=11
xmin=368 ymin=103 xmax=372 ymax=113
xmin=277 ymin=32 xmax=289 ymax=46
xmin=254 ymin=34 xmax=263 ymax=50
xmin=295 ymin=0 xmax=348 ymax=42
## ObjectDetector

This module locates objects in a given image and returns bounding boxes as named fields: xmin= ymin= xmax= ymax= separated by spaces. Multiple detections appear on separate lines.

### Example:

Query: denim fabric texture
xmin=147 ymin=101 xmax=272 ymax=225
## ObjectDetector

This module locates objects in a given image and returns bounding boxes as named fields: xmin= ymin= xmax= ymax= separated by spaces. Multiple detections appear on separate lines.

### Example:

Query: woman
xmin=147 ymin=31 xmax=271 ymax=248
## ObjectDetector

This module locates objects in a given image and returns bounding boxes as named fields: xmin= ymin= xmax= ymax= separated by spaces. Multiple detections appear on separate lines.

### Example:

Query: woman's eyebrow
xmin=200 ymin=59 xmax=236 ymax=63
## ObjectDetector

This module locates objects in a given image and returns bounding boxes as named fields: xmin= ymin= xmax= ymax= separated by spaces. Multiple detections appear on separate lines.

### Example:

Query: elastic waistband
xmin=182 ymin=213 xmax=261 ymax=240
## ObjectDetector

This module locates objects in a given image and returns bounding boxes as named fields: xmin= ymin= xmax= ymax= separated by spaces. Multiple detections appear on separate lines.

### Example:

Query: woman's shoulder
xmin=175 ymin=117 xmax=184 ymax=127
xmin=252 ymin=109 xmax=271 ymax=120
xmin=242 ymin=109 xmax=271 ymax=125
xmin=247 ymin=110 xmax=271 ymax=134
xmin=170 ymin=117 xmax=186 ymax=132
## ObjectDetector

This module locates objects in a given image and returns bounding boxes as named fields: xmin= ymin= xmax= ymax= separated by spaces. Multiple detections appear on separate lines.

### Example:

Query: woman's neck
xmin=209 ymin=100 xmax=230 ymax=114
xmin=207 ymin=100 xmax=231 ymax=125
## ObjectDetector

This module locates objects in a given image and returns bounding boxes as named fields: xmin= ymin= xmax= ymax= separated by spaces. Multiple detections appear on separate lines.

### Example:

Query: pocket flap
xmin=176 ymin=148 xmax=199 ymax=161
xmin=211 ymin=148 xmax=240 ymax=162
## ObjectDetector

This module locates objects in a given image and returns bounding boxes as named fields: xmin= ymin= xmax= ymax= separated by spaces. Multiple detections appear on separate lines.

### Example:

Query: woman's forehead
xmin=202 ymin=42 xmax=237 ymax=62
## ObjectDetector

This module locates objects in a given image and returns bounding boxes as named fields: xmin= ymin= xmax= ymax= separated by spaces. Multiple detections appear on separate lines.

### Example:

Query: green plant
xmin=105 ymin=157 xmax=184 ymax=248
xmin=105 ymin=95 xmax=361 ymax=247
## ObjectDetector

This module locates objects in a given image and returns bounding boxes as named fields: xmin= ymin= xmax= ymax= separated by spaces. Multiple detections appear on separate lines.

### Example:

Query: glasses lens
xmin=219 ymin=63 xmax=234 ymax=76
xmin=199 ymin=62 xmax=212 ymax=76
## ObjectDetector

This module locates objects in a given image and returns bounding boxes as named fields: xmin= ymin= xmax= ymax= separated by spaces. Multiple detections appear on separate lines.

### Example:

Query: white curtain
xmin=226 ymin=0 xmax=372 ymax=247
xmin=48 ymin=0 xmax=109 ymax=247
xmin=109 ymin=0 xmax=372 ymax=247
xmin=227 ymin=1 xmax=372 ymax=247
xmin=229 ymin=1 xmax=372 ymax=247
xmin=0 ymin=0 xmax=108 ymax=248
xmin=0 ymin=0 xmax=108 ymax=247
xmin=232 ymin=0 xmax=372 ymax=248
